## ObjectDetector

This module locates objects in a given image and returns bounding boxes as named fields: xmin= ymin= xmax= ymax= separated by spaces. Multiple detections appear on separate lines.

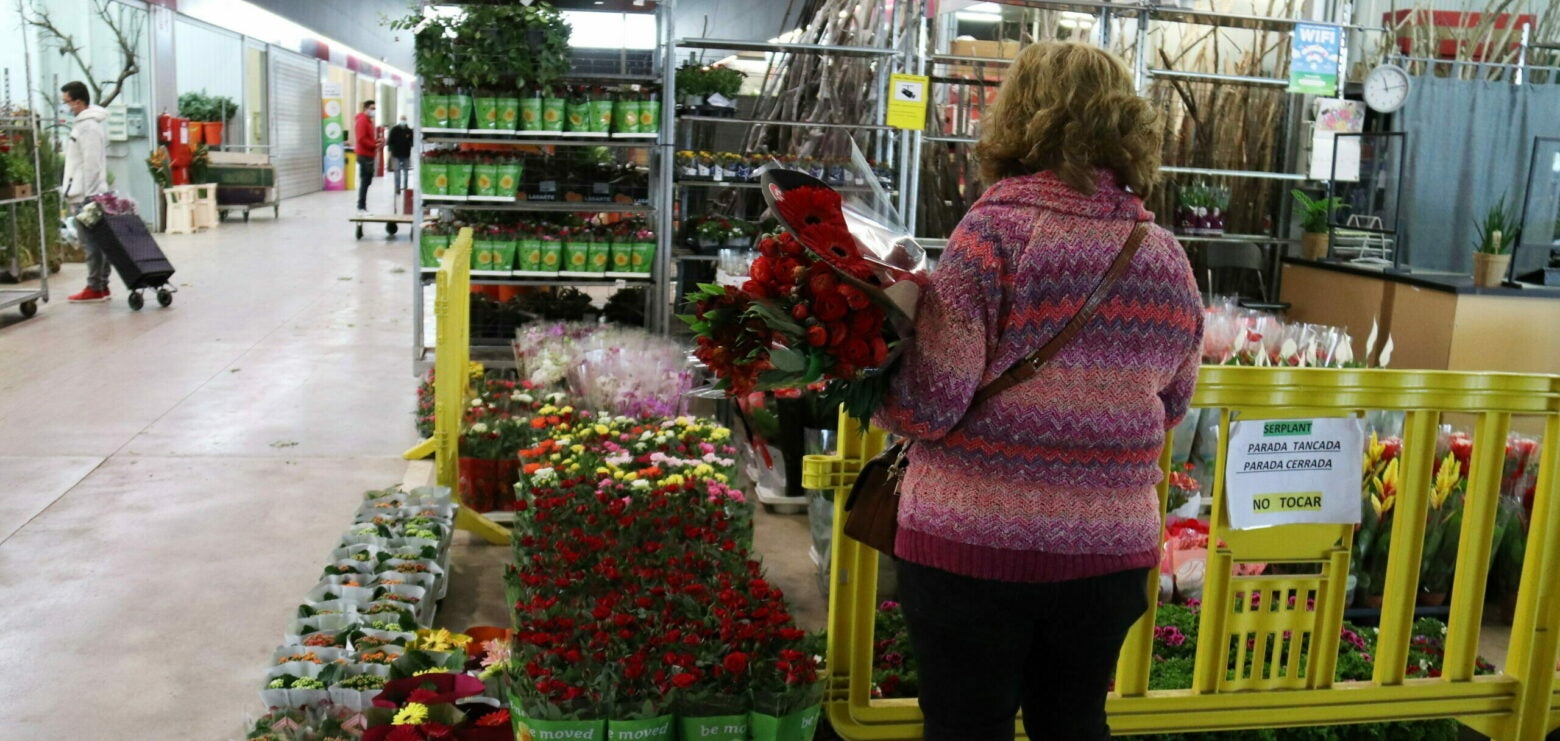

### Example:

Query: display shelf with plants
xmin=419 ymin=214 xmax=657 ymax=280
xmin=400 ymin=1 xmax=674 ymax=357
xmin=0 ymin=107 xmax=50 ymax=317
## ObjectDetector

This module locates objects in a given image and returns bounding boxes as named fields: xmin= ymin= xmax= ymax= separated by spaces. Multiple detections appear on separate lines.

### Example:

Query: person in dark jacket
xmin=387 ymin=115 xmax=413 ymax=192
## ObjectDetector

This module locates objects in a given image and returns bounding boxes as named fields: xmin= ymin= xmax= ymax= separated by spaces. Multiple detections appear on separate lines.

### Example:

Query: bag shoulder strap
xmin=970 ymin=221 xmax=1149 ymax=408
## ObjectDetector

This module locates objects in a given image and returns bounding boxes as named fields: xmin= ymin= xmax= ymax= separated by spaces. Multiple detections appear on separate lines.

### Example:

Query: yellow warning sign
xmin=886 ymin=73 xmax=929 ymax=131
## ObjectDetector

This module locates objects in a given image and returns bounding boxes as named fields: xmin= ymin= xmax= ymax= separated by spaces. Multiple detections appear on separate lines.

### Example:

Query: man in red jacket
xmin=354 ymin=100 xmax=377 ymax=211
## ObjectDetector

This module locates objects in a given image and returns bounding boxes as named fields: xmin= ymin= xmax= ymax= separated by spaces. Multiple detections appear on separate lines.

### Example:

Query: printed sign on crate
xmin=1224 ymin=417 xmax=1365 ymax=530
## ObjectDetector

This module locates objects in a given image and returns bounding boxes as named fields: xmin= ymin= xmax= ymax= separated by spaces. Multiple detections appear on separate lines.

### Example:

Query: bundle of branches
xmin=1382 ymin=0 xmax=1560 ymax=83
xmin=739 ymin=0 xmax=913 ymax=161
xmin=1148 ymin=5 xmax=1294 ymax=235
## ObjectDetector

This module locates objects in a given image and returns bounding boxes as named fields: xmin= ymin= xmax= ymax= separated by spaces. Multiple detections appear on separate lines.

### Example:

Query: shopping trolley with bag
xmin=75 ymin=197 xmax=177 ymax=310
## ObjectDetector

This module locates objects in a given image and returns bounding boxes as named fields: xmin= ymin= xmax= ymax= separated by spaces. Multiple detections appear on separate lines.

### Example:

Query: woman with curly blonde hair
xmin=875 ymin=42 xmax=1204 ymax=740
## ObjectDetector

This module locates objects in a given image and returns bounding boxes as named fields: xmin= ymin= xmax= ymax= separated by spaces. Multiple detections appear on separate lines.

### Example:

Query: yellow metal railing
xmin=404 ymin=228 xmax=507 ymax=545
xmin=803 ymin=367 xmax=1560 ymax=740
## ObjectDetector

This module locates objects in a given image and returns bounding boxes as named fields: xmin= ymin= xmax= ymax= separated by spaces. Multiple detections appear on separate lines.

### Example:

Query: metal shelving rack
xmin=411 ymin=3 xmax=672 ymax=361
xmin=663 ymin=10 xmax=918 ymax=313
xmin=909 ymin=0 xmax=1385 ymax=243
xmin=1 ymin=49 xmax=50 ymax=320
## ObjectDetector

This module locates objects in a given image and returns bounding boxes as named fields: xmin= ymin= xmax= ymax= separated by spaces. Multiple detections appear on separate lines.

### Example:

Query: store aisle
xmin=0 ymin=190 xmax=419 ymax=739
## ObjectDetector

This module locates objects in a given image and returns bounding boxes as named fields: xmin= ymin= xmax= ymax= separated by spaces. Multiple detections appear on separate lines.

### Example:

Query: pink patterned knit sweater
xmin=876 ymin=169 xmax=1203 ymax=583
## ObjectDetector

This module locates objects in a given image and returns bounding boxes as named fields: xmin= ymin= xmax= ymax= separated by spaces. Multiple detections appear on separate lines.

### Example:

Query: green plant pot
xmin=420 ymin=233 xmax=450 ymax=268
xmin=421 ymin=95 xmax=447 ymax=130
xmin=472 ymin=164 xmax=499 ymax=197
xmin=613 ymin=100 xmax=640 ymax=134
xmin=446 ymin=94 xmax=472 ymax=130
xmin=677 ymin=715 xmax=748 ymax=741
xmin=474 ymin=97 xmax=501 ymax=130
xmin=563 ymin=240 xmax=591 ymax=271
xmin=607 ymin=716 xmax=673 ymax=741
xmin=491 ymin=240 xmax=517 ymax=271
xmin=591 ymin=100 xmax=615 ymax=133
xmin=631 ymin=242 xmax=655 ymax=273
xmin=539 ymin=241 xmax=563 ymax=271
xmin=498 ymin=97 xmax=521 ymax=131
xmin=566 ymin=101 xmax=592 ymax=132
xmin=541 ymin=98 xmax=566 ymax=132
xmin=587 ymin=241 xmax=611 ymax=273
xmin=446 ymin=163 xmax=474 ymax=197
xmin=517 ymin=239 xmax=545 ymax=271
xmin=749 ymin=707 xmax=821 ymax=741
xmin=496 ymin=163 xmax=522 ymax=197
xmin=472 ymin=240 xmax=498 ymax=270
xmin=609 ymin=241 xmax=634 ymax=272
xmin=638 ymin=100 xmax=661 ymax=133
xmin=513 ymin=713 xmax=605 ymax=741
xmin=519 ymin=98 xmax=543 ymax=131
xmin=421 ymin=163 xmax=449 ymax=197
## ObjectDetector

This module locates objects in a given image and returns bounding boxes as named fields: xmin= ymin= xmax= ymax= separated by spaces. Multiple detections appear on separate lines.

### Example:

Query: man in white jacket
xmin=61 ymin=81 xmax=113 ymax=303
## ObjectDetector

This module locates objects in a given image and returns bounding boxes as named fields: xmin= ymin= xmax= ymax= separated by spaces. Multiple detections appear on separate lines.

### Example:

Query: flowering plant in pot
xmin=1292 ymin=189 xmax=1342 ymax=260
xmin=457 ymin=402 xmax=529 ymax=513
xmin=1472 ymin=193 xmax=1520 ymax=287
xmin=675 ymin=60 xmax=711 ymax=108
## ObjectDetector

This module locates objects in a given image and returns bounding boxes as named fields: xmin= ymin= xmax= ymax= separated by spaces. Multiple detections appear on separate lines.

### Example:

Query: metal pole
xmin=1517 ymin=22 xmax=1530 ymax=87
xmin=411 ymin=82 xmax=425 ymax=365
xmin=655 ymin=0 xmax=677 ymax=335
xmin=1134 ymin=8 xmax=1151 ymax=95
xmin=22 ymin=7 xmax=47 ymax=304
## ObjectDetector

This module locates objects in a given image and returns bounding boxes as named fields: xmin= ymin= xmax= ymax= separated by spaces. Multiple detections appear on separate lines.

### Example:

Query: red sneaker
xmin=67 ymin=287 xmax=111 ymax=303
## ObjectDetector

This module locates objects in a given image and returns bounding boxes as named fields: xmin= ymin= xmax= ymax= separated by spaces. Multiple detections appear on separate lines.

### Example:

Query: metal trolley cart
xmin=0 ymin=107 xmax=50 ymax=320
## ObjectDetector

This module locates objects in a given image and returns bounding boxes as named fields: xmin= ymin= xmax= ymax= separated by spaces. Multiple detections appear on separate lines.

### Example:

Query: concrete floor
xmin=0 ymin=187 xmax=1518 ymax=739
xmin=0 ymin=188 xmax=829 ymax=740
xmin=0 ymin=190 xmax=420 ymax=739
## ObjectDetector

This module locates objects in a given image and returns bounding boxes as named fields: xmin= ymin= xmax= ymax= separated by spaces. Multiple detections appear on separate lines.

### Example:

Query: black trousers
xmin=356 ymin=156 xmax=375 ymax=209
xmin=896 ymin=560 xmax=1150 ymax=741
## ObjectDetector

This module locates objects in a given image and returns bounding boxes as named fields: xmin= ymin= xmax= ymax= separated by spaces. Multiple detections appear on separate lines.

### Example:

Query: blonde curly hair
xmin=975 ymin=42 xmax=1162 ymax=196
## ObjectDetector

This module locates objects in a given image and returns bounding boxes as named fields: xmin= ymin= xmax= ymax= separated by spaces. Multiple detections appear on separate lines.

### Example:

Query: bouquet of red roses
xmin=683 ymin=166 xmax=927 ymax=421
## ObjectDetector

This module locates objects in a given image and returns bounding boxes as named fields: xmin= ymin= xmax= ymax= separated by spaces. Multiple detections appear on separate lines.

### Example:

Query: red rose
xmin=840 ymin=338 xmax=872 ymax=367
xmin=807 ymin=267 xmax=838 ymax=296
xmin=849 ymin=307 xmax=882 ymax=337
xmin=805 ymin=325 xmax=828 ymax=347
xmin=723 ymin=652 xmax=749 ymax=674
xmin=813 ymin=292 xmax=847 ymax=323
xmin=827 ymin=322 xmax=849 ymax=348
xmin=791 ymin=304 xmax=809 ymax=321
xmin=838 ymin=283 xmax=871 ymax=310
xmin=757 ymin=235 xmax=780 ymax=258
xmin=671 ymin=672 xmax=697 ymax=689
xmin=870 ymin=336 xmax=888 ymax=365
xmin=749 ymin=256 xmax=774 ymax=284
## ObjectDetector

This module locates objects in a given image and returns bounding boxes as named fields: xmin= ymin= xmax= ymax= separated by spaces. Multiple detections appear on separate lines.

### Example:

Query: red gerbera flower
xmin=772 ymin=185 xmax=846 ymax=230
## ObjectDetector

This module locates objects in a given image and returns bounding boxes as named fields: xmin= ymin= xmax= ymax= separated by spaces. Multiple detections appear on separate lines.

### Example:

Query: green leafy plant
xmin=1291 ymin=189 xmax=1343 ymax=234
xmin=206 ymin=94 xmax=237 ymax=122
xmin=177 ymin=90 xmax=210 ymax=121
xmin=705 ymin=65 xmax=745 ymax=99
xmin=675 ymin=60 xmax=711 ymax=98
xmin=1474 ymin=193 xmax=1521 ymax=255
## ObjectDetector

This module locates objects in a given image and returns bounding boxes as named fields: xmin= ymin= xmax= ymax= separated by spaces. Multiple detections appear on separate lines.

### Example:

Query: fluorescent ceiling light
xmin=180 ymin=0 xmax=413 ymax=80
xmin=560 ymin=10 xmax=657 ymax=50
xmin=955 ymin=3 xmax=1004 ymax=23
